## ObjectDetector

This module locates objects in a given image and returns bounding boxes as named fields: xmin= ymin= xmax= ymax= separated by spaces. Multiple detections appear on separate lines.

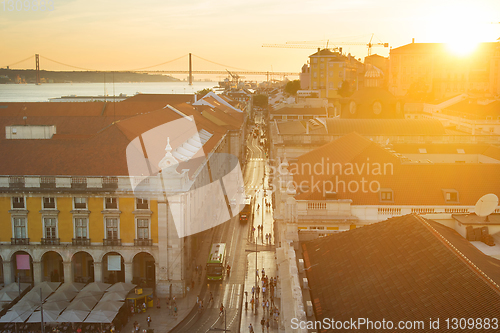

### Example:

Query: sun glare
xmin=427 ymin=2 xmax=493 ymax=57
xmin=446 ymin=39 xmax=479 ymax=57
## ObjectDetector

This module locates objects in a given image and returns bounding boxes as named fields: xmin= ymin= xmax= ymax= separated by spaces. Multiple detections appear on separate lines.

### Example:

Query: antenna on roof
xmin=474 ymin=194 xmax=498 ymax=221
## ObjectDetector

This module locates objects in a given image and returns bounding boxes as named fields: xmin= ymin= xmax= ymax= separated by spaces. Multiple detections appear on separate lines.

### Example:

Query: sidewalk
xmin=240 ymin=251 xmax=281 ymax=333
xmin=119 ymin=231 xmax=213 ymax=333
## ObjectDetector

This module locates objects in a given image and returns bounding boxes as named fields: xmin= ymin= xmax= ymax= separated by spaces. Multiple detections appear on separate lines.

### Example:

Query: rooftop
xmin=325 ymin=119 xmax=446 ymax=136
xmin=292 ymin=133 xmax=500 ymax=203
xmin=302 ymin=214 xmax=500 ymax=330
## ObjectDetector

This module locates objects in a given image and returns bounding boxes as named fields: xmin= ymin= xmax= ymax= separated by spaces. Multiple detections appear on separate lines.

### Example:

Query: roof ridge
xmin=415 ymin=214 xmax=500 ymax=295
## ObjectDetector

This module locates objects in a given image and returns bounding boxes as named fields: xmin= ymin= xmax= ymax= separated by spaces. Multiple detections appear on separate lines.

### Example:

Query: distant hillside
xmin=0 ymin=69 xmax=181 ymax=84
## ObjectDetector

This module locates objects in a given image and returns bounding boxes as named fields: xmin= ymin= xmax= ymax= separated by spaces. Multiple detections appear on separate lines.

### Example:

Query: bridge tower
xmin=188 ymin=53 xmax=192 ymax=85
xmin=35 ymin=54 xmax=40 ymax=85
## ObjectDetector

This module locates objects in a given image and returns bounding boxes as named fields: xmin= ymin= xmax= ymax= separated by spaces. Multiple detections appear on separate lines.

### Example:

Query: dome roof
xmin=364 ymin=64 xmax=383 ymax=78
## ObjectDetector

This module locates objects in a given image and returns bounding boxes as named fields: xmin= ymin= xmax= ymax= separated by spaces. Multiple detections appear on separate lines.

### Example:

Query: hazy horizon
xmin=1 ymin=0 xmax=499 ymax=72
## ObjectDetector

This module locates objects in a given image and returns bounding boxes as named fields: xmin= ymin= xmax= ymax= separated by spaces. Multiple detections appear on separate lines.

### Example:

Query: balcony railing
xmin=103 ymin=238 xmax=122 ymax=246
xmin=134 ymin=239 xmax=153 ymax=246
xmin=41 ymin=238 xmax=60 ymax=245
xmin=72 ymin=238 xmax=91 ymax=246
xmin=11 ymin=238 xmax=30 ymax=245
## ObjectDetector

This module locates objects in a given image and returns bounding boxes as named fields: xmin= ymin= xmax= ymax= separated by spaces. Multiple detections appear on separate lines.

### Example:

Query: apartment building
xmin=389 ymin=41 xmax=500 ymax=99
xmin=0 ymin=95 xmax=244 ymax=297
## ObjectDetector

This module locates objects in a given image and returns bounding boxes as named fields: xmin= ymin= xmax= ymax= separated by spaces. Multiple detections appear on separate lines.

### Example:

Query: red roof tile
xmin=293 ymin=133 xmax=500 ymax=204
xmin=303 ymin=214 xmax=500 ymax=330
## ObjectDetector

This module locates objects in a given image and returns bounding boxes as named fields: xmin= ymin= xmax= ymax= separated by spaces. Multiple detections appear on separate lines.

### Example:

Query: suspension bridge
xmin=2 ymin=54 xmax=299 ymax=85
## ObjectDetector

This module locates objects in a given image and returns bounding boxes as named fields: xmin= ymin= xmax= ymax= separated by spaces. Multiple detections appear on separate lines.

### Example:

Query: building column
xmin=124 ymin=262 xmax=133 ymax=284
xmin=33 ymin=261 xmax=42 ymax=284
xmin=2 ymin=261 xmax=12 ymax=285
xmin=63 ymin=261 xmax=73 ymax=283
xmin=93 ymin=262 xmax=102 ymax=283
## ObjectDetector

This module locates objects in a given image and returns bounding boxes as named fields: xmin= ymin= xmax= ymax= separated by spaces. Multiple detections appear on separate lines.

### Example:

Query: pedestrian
xmin=266 ymin=319 xmax=270 ymax=332
xmin=248 ymin=323 xmax=254 ymax=333
xmin=266 ymin=300 xmax=270 ymax=314
xmin=251 ymin=286 xmax=255 ymax=296
xmin=265 ymin=233 xmax=268 ymax=243
xmin=262 ymin=268 xmax=265 ymax=276
xmin=174 ymin=305 xmax=178 ymax=318
xmin=256 ymin=285 xmax=260 ymax=297
xmin=261 ymin=317 xmax=265 ymax=332
xmin=262 ymin=300 xmax=265 ymax=314
xmin=262 ymin=286 xmax=266 ymax=297
xmin=250 ymin=297 xmax=254 ymax=311
xmin=147 ymin=315 xmax=151 ymax=328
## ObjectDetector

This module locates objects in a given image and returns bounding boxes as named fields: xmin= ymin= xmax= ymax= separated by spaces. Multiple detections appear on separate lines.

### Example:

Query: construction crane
xmin=226 ymin=69 xmax=240 ymax=88
xmin=263 ymin=34 xmax=389 ymax=56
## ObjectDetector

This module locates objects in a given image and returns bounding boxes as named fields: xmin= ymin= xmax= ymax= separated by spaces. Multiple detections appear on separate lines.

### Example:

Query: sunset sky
xmin=1 ymin=0 xmax=499 ymax=73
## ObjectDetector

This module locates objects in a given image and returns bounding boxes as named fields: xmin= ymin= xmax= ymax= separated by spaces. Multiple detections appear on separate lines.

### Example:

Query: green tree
xmin=253 ymin=94 xmax=268 ymax=108
xmin=196 ymin=88 xmax=212 ymax=97
xmin=337 ymin=81 xmax=352 ymax=97
xmin=284 ymin=80 xmax=301 ymax=95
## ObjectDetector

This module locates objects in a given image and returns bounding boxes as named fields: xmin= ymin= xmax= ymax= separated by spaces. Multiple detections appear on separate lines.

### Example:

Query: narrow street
xmin=170 ymin=111 xmax=276 ymax=333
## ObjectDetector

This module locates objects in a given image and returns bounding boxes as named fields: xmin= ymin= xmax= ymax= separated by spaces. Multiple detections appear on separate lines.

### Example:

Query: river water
xmin=0 ymin=81 xmax=218 ymax=102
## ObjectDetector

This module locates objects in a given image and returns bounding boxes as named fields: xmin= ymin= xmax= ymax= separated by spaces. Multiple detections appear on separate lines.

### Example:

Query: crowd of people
xmin=249 ymin=272 xmax=279 ymax=328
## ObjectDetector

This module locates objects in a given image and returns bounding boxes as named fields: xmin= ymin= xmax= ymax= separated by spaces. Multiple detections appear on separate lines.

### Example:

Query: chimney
xmin=194 ymin=94 xmax=197 ymax=103
xmin=412 ymin=38 xmax=415 ymax=43
xmin=318 ymin=48 xmax=320 ymax=54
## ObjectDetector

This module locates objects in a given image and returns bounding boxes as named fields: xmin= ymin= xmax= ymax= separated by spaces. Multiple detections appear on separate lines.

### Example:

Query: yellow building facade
xmin=309 ymin=48 xmax=360 ymax=98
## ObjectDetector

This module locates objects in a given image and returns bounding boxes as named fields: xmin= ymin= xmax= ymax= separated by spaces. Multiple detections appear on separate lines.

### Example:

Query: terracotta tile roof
xmin=0 ymin=125 xmax=130 ymax=176
xmin=123 ymin=93 xmax=194 ymax=104
xmin=277 ymin=120 xmax=328 ymax=135
xmin=270 ymin=107 xmax=329 ymax=115
xmin=0 ymin=106 xmax=225 ymax=177
xmin=276 ymin=121 xmax=307 ymax=134
xmin=0 ymin=116 xmax=123 ymax=138
xmin=325 ymin=119 xmax=446 ymax=135
xmin=292 ymin=133 xmax=500 ymax=204
xmin=302 ymin=214 xmax=500 ymax=331
xmin=0 ymin=102 xmax=106 ymax=117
